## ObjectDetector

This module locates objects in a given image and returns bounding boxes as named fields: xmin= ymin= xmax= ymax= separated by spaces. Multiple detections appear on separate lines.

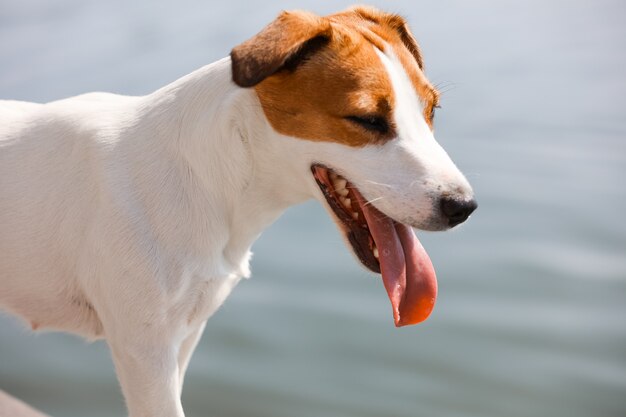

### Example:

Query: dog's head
xmin=231 ymin=6 xmax=476 ymax=327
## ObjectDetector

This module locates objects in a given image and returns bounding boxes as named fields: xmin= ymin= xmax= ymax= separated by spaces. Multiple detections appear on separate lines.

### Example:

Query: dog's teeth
xmin=373 ymin=247 xmax=379 ymax=259
xmin=337 ymin=188 xmax=349 ymax=197
xmin=352 ymin=212 xmax=359 ymax=220
xmin=342 ymin=198 xmax=351 ymax=209
xmin=334 ymin=178 xmax=347 ymax=190
xmin=329 ymin=171 xmax=338 ymax=180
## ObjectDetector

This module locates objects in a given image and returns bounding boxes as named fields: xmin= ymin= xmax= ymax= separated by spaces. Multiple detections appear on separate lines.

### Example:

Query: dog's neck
xmin=131 ymin=58 xmax=312 ymax=277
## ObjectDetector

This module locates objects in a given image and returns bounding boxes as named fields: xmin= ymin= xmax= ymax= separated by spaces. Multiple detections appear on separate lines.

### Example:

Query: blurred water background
xmin=1 ymin=1 xmax=625 ymax=416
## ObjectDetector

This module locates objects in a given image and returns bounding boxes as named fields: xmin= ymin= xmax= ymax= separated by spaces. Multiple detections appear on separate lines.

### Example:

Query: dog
xmin=0 ymin=6 xmax=476 ymax=417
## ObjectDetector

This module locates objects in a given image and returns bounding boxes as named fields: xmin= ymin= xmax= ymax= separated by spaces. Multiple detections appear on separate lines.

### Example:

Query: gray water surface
xmin=1 ymin=1 xmax=625 ymax=417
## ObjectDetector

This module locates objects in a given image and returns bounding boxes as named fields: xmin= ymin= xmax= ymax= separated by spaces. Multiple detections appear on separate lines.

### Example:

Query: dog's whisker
xmin=364 ymin=180 xmax=394 ymax=188
xmin=434 ymin=81 xmax=459 ymax=94
xmin=363 ymin=196 xmax=385 ymax=207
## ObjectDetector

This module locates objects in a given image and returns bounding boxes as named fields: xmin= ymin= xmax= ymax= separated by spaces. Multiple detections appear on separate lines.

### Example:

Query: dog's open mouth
xmin=311 ymin=164 xmax=437 ymax=327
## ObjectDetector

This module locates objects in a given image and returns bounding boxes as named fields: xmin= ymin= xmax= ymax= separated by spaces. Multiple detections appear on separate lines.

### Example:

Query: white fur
xmin=0 ymin=48 xmax=472 ymax=417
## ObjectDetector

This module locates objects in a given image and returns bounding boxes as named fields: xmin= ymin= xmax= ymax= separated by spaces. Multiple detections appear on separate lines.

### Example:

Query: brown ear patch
xmin=230 ymin=11 xmax=332 ymax=87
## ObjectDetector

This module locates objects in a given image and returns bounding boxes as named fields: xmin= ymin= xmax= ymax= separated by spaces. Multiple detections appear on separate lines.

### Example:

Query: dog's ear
xmin=231 ymin=11 xmax=332 ymax=88
xmin=350 ymin=6 xmax=424 ymax=69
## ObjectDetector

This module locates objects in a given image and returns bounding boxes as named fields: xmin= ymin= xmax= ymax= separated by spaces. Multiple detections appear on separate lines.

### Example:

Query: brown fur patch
xmin=335 ymin=6 xmax=440 ymax=128
xmin=231 ymin=6 xmax=440 ymax=146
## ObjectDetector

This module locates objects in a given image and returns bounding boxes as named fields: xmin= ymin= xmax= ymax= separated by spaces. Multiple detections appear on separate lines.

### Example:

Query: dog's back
xmin=0 ymin=100 xmax=42 ymax=122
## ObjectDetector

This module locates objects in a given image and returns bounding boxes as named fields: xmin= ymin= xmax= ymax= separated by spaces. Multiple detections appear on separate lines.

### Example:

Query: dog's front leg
xmin=178 ymin=320 xmax=207 ymax=391
xmin=108 ymin=334 xmax=184 ymax=417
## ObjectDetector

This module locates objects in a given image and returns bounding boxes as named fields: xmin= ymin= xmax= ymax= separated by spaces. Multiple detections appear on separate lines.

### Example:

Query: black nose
xmin=440 ymin=197 xmax=477 ymax=227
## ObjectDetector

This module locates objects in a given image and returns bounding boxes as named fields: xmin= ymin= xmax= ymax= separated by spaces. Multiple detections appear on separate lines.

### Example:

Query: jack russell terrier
xmin=0 ymin=6 xmax=476 ymax=417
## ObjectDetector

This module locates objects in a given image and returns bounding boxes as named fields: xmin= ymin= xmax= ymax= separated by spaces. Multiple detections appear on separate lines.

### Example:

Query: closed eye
xmin=428 ymin=104 xmax=441 ymax=124
xmin=345 ymin=115 xmax=389 ymax=134
xmin=433 ymin=103 xmax=441 ymax=114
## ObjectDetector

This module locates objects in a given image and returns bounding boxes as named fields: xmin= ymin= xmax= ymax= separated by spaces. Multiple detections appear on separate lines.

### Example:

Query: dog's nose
xmin=440 ymin=197 xmax=477 ymax=227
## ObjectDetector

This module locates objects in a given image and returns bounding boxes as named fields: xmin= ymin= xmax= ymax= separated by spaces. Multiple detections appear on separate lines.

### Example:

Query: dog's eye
xmin=346 ymin=115 xmax=389 ymax=134
xmin=430 ymin=104 xmax=441 ymax=120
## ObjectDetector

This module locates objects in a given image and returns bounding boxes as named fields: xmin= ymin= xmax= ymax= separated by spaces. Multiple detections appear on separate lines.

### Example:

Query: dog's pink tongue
xmin=356 ymin=193 xmax=437 ymax=327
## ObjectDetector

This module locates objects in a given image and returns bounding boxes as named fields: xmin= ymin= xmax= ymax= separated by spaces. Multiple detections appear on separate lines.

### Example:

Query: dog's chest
xmin=183 ymin=274 xmax=242 ymax=327
xmin=177 ymin=250 xmax=252 ymax=328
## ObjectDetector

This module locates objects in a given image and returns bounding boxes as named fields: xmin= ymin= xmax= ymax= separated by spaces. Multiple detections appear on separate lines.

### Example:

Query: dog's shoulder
xmin=0 ymin=99 xmax=43 ymax=114
xmin=42 ymin=92 xmax=140 ymax=121
xmin=0 ymin=100 xmax=43 ymax=129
